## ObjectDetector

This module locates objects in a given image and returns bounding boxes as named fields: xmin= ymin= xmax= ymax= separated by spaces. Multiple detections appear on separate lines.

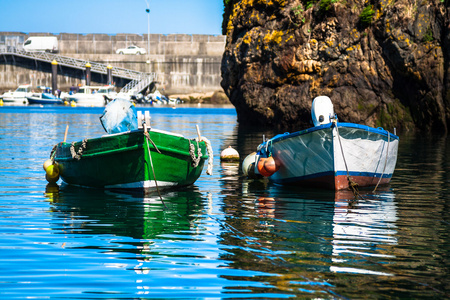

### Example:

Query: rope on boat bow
xmin=188 ymin=137 xmax=213 ymax=176
xmin=189 ymin=139 xmax=202 ymax=168
xmin=144 ymin=130 xmax=161 ymax=154
xmin=70 ymin=139 xmax=88 ymax=160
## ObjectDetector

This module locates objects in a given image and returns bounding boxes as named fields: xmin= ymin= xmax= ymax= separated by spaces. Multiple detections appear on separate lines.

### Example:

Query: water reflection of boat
xmin=331 ymin=189 xmax=398 ymax=275
xmin=219 ymin=181 xmax=398 ymax=295
xmin=45 ymin=184 xmax=206 ymax=240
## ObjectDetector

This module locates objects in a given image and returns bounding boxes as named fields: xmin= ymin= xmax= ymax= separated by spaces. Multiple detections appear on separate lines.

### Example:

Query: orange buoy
xmin=263 ymin=156 xmax=280 ymax=174
xmin=257 ymin=157 xmax=272 ymax=177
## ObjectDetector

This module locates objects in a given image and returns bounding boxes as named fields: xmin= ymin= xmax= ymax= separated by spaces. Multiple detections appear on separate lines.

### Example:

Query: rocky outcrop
xmin=221 ymin=0 xmax=450 ymax=133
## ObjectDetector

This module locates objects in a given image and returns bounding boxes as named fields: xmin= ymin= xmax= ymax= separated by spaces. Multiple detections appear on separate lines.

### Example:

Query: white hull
xmin=105 ymin=180 xmax=179 ymax=190
xmin=67 ymin=85 xmax=116 ymax=107
xmin=260 ymin=123 xmax=399 ymax=190
xmin=1 ymin=84 xmax=33 ymax=104
xmin=68 ymin=95 xmax=106 ymax=107
xmin=2 ymin=96 xmax=28 ymax=103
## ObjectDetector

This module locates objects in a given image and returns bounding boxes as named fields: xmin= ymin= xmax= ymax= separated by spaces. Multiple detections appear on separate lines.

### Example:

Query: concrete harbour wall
xmin=0 ymin=32 xmax=226 ymax=94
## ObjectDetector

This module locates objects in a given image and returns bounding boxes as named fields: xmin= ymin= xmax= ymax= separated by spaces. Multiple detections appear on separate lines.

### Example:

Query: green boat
xmin=48 ymin=101 xmax=213 ymax=194
xmin=52 ymin=128 xmax=212 ymax=193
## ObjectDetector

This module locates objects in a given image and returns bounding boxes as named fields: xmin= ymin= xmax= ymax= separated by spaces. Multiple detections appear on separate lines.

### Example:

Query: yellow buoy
xmin=0 ymin=99 xmax=3 ymax=106
xmin=220 ymin=146 xmax=239 ymax=162
xmin=70 ymin=101 xmax=76 ymax=107
xmin=43 ymin=159 xmax=53 ymax=171
xmin=45 ymin=164 xmax=60 ymax=183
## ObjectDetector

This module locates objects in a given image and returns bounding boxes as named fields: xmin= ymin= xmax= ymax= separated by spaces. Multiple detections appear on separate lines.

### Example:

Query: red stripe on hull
xmin=277 ymin=175 xmax=391 ymax=191
xmin=335 ymin=175 xmax=391 ymax=191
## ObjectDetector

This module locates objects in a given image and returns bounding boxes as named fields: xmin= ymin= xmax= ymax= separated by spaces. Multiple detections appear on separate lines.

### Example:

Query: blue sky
xmin=0 ymin=0 xmax=225 ymax=35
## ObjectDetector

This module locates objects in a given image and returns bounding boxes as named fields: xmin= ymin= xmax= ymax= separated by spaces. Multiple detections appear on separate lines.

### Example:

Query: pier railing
xmin=0 ymin=48 xmax=157 ymax=94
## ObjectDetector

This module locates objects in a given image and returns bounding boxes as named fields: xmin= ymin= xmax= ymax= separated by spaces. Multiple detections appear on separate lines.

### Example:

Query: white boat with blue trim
xmin=251 ymin=96 xmax=399 ymax=191
xmin=27 ymin=86 xmax=64 ymax=105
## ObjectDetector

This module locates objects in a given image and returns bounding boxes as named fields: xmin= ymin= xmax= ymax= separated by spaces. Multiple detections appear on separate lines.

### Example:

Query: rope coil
xmin=189 ymin=137 xmax=213 ymax=175
xmin=189 ymin=139 xmax=203 ymax=168
xmin=70 ymin=138 xmax=88 ymax=160
xmin=201 ymin=137 xmax=213 ymax=176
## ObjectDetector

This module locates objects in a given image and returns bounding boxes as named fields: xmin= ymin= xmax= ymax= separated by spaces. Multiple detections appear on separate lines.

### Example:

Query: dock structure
xmin=0 ymin=47 xmax=157 ymax=94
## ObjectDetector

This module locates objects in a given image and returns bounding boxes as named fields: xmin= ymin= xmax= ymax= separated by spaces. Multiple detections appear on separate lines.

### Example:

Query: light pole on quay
xmin=145 ymin=0 xmax=150 ymax=73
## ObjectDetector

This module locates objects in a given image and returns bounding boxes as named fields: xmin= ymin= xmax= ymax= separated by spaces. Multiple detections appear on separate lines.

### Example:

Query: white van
xmin=23 ymin=36 xmax=58 ymax=53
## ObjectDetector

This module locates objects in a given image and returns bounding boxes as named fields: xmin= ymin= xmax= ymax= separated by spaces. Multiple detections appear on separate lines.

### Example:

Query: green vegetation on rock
xmin=359 ymin=5 xmax=375 ymax=27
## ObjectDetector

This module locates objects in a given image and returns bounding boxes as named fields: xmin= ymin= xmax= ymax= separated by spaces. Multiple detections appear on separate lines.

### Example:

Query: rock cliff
xmin=221 ymin=0 xmax=450 ymax=133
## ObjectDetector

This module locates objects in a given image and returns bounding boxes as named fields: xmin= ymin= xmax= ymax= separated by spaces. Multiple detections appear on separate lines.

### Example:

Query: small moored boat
xmin=66 ymin=85 xmax=116 ymax=106
xmin=251 ymin=96 xmax=399 ymax=191
xmin=27 ymin=87 xmax=64 ymax=105
xmin=48 ymin=99 xmax=213 ymax=193
xmin=1 ymin=84 xmax=32 ymax=104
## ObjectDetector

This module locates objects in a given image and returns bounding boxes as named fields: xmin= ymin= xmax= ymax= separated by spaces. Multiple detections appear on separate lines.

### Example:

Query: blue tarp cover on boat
xmin=100 ymin=98 xmax=138 ymax=134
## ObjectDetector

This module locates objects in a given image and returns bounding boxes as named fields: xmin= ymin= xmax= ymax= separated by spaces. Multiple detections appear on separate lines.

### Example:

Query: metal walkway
xmin=0 ymin=48 xmax=157 ymax=94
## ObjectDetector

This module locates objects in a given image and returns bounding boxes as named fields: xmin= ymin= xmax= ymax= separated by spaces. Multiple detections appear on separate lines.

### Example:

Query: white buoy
xmin=241 ymin=152 xmax=256 ymax=176
xmin=220 ymin=146 xmax=239 ymax=162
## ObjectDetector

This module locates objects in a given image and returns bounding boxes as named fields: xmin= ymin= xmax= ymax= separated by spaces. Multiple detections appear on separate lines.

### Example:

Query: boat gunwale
xmin=55 ymin=143 xmax=208 ymax=161
xmin=55 ymin=129 xmax=208 ymax=162
xmin=268 ymin=122 xmax=399 ymax=144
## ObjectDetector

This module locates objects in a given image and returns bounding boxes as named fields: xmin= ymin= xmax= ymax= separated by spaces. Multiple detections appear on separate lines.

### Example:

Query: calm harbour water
xmin=0 ymin=104 xmax=449 ymax=299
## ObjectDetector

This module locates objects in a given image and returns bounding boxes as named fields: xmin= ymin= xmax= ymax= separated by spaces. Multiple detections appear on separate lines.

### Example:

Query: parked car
xmin=116 ymin=45 xmax=146 ymax=55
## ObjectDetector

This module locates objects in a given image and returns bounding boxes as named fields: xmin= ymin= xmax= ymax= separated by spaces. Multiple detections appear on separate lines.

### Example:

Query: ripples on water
xmin=0 ymin=105 xmax=449 ymax=299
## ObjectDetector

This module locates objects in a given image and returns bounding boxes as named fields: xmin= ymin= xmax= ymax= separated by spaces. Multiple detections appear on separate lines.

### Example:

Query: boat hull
xmin=53 ymin=129 xmax=208 ymax=193
xmin=262 ymin=123 xmax=399 ymax=190
xmin=2 ymin=96 xmax=28 ymax=103
xmin=27 ymin=95 xmax=63 ymax=105
xmin=67 ymin=95 xmax=106 ymax=106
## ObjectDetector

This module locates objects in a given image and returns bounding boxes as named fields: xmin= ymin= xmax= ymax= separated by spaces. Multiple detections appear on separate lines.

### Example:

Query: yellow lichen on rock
xmin=263 ymin=30 xmax=284 ymax=46
xmin=240 ymin=0 xmax=286 ymax=7
xmin=243 ymin=32 xmax=252 ymax=45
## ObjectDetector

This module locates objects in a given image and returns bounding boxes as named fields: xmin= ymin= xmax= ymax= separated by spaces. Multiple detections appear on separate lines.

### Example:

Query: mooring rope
xmin=143 ymin=130 xmax=161 ymax=154
xmin=373 ymin=131 xmax=390 ymax=193
xmin=143 ymin=126 xmax=167 ymax=209
xmin=334 ymin=121 xmax=360 ymax=198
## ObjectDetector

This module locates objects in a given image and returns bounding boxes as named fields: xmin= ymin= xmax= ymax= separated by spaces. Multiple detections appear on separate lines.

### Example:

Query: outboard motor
xmin=311 ymin=96 xmax=334 ymax=127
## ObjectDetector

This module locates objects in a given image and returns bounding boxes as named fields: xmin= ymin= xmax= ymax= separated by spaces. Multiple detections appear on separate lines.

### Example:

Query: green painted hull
xmin=53 ymin=129 xmax=208 ymax=193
